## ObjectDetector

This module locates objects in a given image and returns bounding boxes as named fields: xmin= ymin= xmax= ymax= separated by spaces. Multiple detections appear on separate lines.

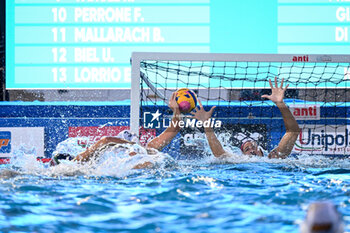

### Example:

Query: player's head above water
xmin=240 ymin=140 xmax=263 ymax=157
xmin=117 ymin=130 xmax=139 ymax=144
xmin=300 ymin=201 xmax=344 ymax=233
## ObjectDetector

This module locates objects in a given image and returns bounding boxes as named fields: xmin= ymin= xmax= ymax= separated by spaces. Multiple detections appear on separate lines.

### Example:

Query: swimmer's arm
xmin=147 ymin=92 xmax=181 ymax=151
xmin=268 ymin=101 xmax=300 ymax=159
xmin=75 ymin=137 xmax=134 ymax=162
xmin=204 ymin=127 xmax=227 ymax=158
xmin=262 ymin=77 xmax=301 ymax=159
xmin=191 ymin=100 xmax=226 ymax=158
xmin=132 ymin=162 xmax=153 ymax=169
xmin=146 ymin=110 xmax=181 ymax=151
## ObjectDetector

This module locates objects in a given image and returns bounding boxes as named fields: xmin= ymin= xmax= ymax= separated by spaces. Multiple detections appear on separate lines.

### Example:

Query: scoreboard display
xmin=6 ymin=0 xmax=350 ymax=89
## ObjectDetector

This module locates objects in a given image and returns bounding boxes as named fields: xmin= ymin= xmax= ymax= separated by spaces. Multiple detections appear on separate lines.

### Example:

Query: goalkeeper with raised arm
xmin=191 ymin=77 xmax=301 ymax=159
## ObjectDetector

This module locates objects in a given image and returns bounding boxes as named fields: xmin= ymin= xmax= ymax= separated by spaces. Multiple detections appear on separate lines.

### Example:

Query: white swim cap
xmin=117 ymin=130 xmax=139 ymax=143
xmin=52 ymin=137 xmax=88 ymax=157
xmin=300 ymin=202 xmax=344 ymax=233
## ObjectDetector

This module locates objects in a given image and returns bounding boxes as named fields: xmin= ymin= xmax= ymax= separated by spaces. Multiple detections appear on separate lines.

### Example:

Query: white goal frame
xmin=130 ymin=52 xmax=350 ymax=135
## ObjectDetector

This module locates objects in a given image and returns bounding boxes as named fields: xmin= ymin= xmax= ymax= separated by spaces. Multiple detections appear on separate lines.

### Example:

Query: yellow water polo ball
xmin=175 ymin=88 xmax=198 ymax=113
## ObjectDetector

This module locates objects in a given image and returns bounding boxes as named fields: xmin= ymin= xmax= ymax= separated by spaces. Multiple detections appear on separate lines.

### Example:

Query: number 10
xmin=52 ymin=8 xmax=67 ymax=22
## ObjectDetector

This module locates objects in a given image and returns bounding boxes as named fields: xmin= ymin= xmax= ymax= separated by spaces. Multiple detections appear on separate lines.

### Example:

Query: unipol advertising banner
xmin=6 ymin=0 xmax=350 ymax=89
xmin=0 ymin=127 xmax=45 ymax=157
xmin=294 ymin=124 xmax=350 ymax=155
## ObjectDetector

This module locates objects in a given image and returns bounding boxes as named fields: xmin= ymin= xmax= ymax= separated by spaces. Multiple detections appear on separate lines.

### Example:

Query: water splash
xmin=2 ymin=142 xmax=350 ymax=179
xmin=2 ymin=144 xmax=175 ymax=178
xmin=189 ymin=149 xmax=350 ymax=170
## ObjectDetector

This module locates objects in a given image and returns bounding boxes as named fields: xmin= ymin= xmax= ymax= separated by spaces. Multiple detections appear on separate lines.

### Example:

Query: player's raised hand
xmin=190 ymin=99 xmax=216 ymax=122
xmin=261 ymin=77 xmax=289 ymax=104
xmin=169 ymin=92 xmax=180 ymax=114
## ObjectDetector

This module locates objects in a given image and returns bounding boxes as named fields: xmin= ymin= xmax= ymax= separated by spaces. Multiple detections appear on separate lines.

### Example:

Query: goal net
xmin=131 ymin=52 xmax=350 ymax=158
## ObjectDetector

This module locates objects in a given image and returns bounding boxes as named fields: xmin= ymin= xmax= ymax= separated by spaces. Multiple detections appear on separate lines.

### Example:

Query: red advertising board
xmin=69 ymin=126 xmax=156 ymax=146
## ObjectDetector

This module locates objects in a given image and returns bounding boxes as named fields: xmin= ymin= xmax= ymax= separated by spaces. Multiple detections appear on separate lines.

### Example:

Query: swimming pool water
xmin=0 ymin=153 xmax=349 ymax=233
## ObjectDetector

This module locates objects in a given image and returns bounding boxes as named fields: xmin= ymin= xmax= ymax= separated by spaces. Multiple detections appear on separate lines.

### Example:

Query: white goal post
xmin=130 ymin=52 xmax=350 ymax=136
